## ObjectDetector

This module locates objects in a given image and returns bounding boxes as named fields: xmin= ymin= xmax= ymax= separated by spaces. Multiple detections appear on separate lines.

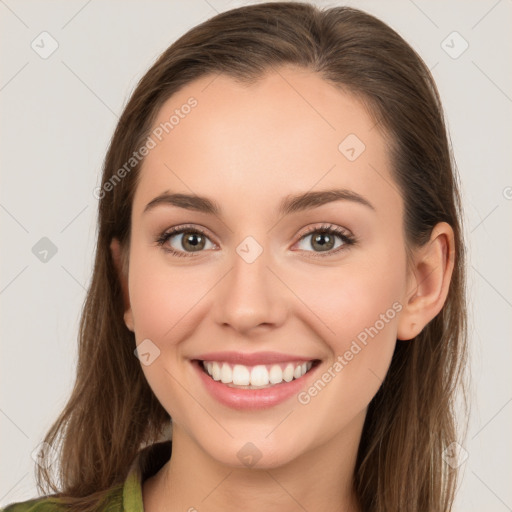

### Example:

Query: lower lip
xmin=192 ymin=360 xmax=320 ymax=410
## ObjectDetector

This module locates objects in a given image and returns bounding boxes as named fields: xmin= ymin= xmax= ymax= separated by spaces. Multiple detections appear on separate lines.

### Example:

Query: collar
xmin=122 ymin=440 xmax=172 ymax=511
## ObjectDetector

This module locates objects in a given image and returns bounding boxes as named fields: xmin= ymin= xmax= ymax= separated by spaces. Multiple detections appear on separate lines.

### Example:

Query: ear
xmin=110 ymin=238 xmax=134 ymax=332
xmin=397 ymin=222 xmax=456 ymax=341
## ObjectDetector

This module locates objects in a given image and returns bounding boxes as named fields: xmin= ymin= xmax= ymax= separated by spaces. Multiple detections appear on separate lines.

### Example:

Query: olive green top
xmin=1 ymin=441 xmax=172 ymax=512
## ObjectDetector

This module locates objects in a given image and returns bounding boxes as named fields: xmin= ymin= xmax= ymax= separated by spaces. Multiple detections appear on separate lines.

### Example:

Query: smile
xmin=201 ymin=360 xmax=316 ymax=389
xmin=191 ymin=352 xmax=322 ymax=409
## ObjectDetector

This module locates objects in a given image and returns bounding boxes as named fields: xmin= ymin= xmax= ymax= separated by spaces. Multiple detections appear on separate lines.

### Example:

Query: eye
xmin=294 ymin=224 xmax=356 ymax=257
xmin=155 ymin=223 xmax=356 ymax=258
xmin=155 ymin=225 xmax=216 ymax=258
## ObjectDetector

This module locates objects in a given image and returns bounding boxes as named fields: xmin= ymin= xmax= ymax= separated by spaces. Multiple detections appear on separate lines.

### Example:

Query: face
xmin=120 ymin=66 xmax=412 ymax=469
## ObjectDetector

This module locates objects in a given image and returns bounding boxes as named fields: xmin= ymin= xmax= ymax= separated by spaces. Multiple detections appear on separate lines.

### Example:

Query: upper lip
xmin=193 ymin=351 xmax=319 ymax=365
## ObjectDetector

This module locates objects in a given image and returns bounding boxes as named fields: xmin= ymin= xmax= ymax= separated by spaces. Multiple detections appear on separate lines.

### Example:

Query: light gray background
xmin=1 ymin=0 xmax=511 ymax=510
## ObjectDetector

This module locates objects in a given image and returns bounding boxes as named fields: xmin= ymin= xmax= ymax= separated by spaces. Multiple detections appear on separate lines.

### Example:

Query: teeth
xmin=220 ymin=363 xmax=232 ymax=384
xmin=283 ymin=364 xmax=294 ymax=382
xmin=202 ymin=360 xmax=314 ymax=388
xmin=210 ymin=361 xmax=220 ymax=381
xmin=232 ymin=364 xmax=250 ymax=385
xmin=269 ymin=365 xmax=283 ymax=384
xmin=251 ymin=365 xmax=269 ymax=386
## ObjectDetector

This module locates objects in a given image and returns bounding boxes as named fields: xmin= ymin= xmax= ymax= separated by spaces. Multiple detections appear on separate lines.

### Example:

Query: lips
xmin=190 ymin=353 xmax=322 ymax=409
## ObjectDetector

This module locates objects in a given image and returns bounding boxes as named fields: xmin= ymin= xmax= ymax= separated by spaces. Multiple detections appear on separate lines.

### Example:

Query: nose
xmin=212 ymin=244 xmax=288 ymax=335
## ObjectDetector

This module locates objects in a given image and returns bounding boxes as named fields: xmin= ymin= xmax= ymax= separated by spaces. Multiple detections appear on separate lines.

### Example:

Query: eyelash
xmin=155 ymin=223 xmax=357 ymax=259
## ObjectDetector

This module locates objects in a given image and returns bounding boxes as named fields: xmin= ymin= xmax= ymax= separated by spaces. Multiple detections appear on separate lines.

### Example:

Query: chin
xmin=196 ymin=430 xmax=307 ymax=470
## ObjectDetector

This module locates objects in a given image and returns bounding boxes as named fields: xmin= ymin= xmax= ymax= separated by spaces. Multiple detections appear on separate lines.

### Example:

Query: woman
xmin=3 ymin=2 xmax=468 ymax=511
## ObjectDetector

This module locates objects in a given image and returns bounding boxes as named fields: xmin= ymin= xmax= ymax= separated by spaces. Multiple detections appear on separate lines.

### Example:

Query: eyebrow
xmin=143 ymin=188 xmax=375 ymax=216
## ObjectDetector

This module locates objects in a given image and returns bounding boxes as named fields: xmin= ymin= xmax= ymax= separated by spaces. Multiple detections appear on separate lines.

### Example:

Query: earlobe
xmin=110 ymin=238 xmax=134 ymax=332
xmin=397 ymin=222 xmax=455 ymax=341
xmin=123 ymin=310 xmax=135 ymax=332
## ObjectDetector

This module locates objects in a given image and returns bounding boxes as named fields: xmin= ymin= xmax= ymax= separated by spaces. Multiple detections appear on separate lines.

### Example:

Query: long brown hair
xmin=35 ymin=3 xmax=468 ymax=511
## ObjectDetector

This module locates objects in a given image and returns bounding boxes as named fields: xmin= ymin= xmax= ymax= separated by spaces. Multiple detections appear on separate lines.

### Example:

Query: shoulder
xmin=1 ymin=487 xmax=123 ymax=512
xmin=0 ymin=441 xmax=171 ymax=512
xmin=1 ymin=496 xmax=68 ymax=511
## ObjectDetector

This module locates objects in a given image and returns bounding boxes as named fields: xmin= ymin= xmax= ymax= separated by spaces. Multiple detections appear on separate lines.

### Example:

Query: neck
xmin=143 ymin=412 xmax=365 ymax=512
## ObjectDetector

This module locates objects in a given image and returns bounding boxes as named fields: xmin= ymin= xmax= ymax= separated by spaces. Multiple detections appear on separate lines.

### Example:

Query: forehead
xmin=133 ymin=66 xmax=400 ymax=219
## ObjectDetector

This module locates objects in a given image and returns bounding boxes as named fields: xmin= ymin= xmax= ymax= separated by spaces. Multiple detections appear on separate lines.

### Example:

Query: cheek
xmin=289 ymin=254 xmax=405 ymax=352
xmin=128 ymin=247 xmax=209 ymax=340
xmin=292 ymin=251 xmax=405 ymax=421
xmin=127 ymin=251 xmax=208 ymax=419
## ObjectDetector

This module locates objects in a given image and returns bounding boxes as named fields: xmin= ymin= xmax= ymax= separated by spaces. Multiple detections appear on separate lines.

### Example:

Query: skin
xmin=111 ymin=65 xmax=455 ymax=512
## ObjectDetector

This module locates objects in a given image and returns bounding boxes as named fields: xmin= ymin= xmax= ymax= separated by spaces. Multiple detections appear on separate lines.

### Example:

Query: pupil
xmin=313 ymin=233 xmax=333 ymax=251
xmin=184 ymin=233 xmax=203 ymax=251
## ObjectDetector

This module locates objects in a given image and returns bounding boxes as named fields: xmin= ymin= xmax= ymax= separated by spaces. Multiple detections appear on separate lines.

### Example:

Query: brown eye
xmin=309 ymin=232 xmax=336 ymax=252
xmin=295 ymin=224 xmax=356 ymax=256
xmin=178 ymin=231 xmax=207 ymax=252
xmin=156 ymin=226 xmax=215 ymax=257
